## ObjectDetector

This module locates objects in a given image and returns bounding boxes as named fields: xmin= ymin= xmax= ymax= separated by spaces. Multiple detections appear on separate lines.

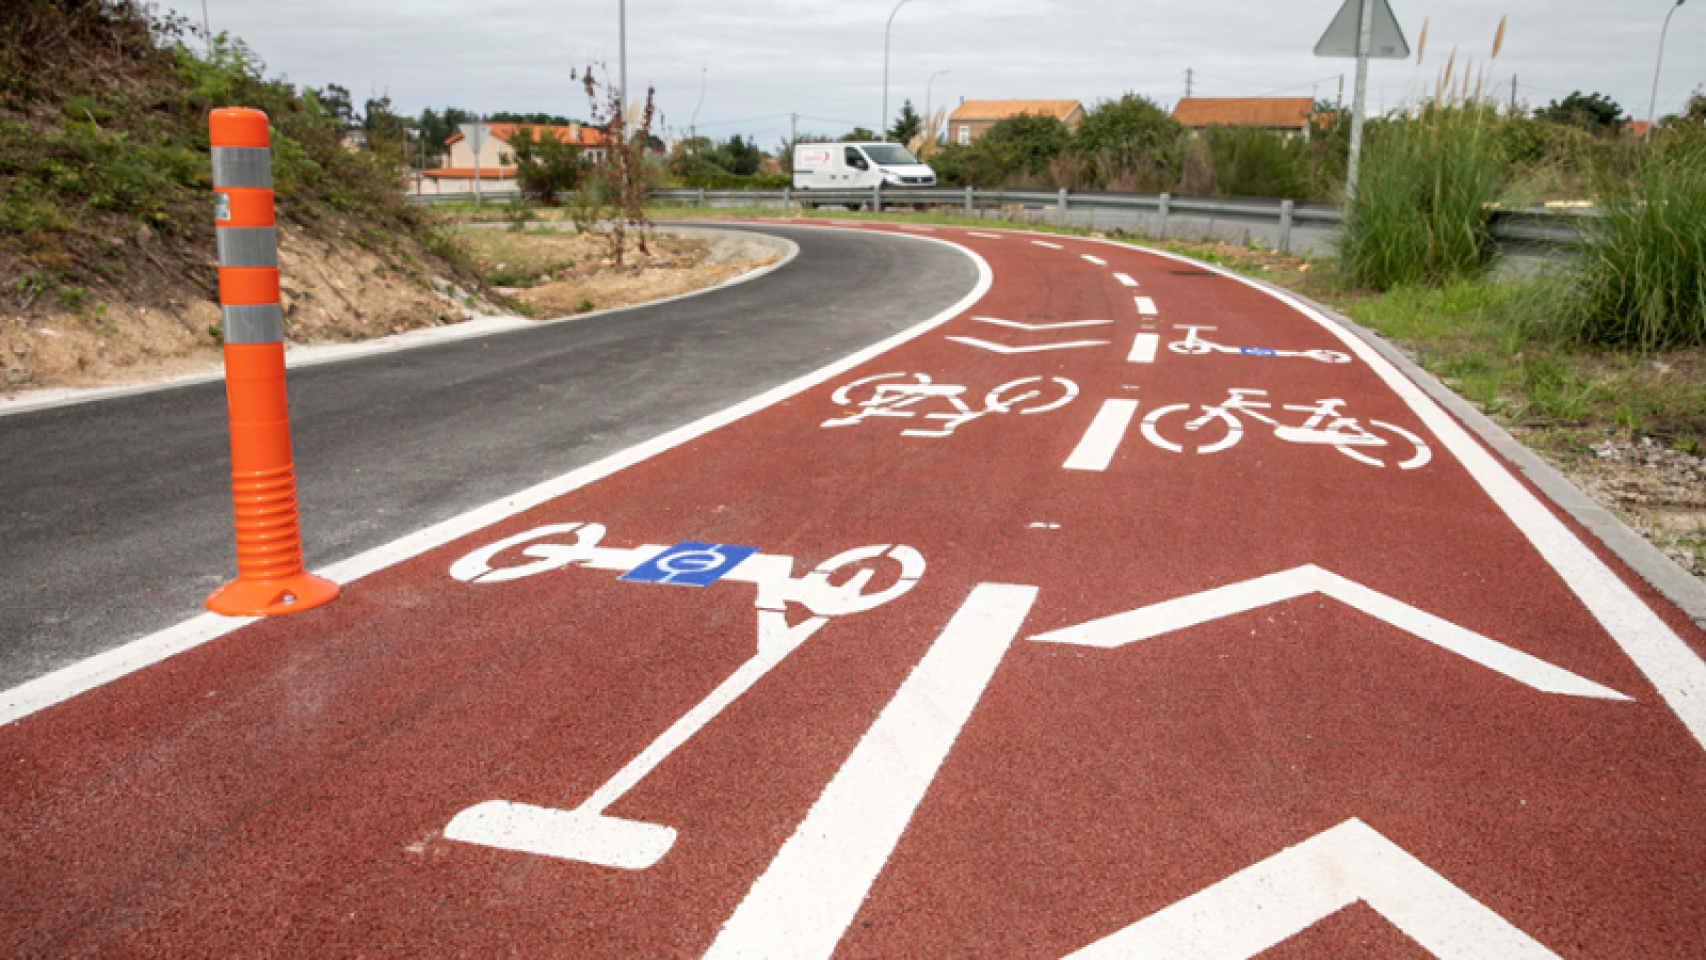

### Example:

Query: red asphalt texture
xmin=4 ymin=223 xmax=1705 ymax=958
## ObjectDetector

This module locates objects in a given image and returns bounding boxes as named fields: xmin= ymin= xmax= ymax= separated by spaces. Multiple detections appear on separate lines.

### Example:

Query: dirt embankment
xmin=2 ymin=226 xmax=477 ymax=394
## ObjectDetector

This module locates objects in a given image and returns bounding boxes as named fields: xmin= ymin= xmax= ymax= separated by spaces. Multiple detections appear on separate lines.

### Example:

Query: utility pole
xmin=618 ymin=0 xmax=628 ymax=125
xmin=790 ymin=111 xmax=797 ymax=152
xmin=1345 ymin=0 xmax=1375 ymax=203
xmin=201 ymin=0 xmax=212 ymax=56
xmin=1510 ymin=74 xmax=1518 ymax=114
xmin=1185 ymin=68 xmax=1194 ymax=98
xmin=882 ymin=0 xmax=912 ymax=141
xmin=1337 ymin=74 xmax=1344 ymax=109
xmin=1647 ymin=0 xmax=1686 ymax=143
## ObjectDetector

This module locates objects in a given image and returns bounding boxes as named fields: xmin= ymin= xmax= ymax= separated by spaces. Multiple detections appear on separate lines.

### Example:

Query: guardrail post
xmin=1158 ymin=192 xmax=1171 ymax=239
xmin=1057 ymin=188 xmax=1069 ymax=227
xmin=873 ymin=182 xmax=883 ymax=213
xmin=698 ymin=187 xmax=706 ymax=207
xmin=205 ymin=107 xmax=338 ymax=618
xmin=1278 ymin=199 xmax=1294 ymax=255
xmin=782 ymin=187 xmax=791 ymax=210
xmin=964 ymin=185 xmax=974 ymax=216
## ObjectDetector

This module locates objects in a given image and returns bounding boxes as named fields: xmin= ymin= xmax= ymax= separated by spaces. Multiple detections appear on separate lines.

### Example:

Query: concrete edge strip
xmin=0 ymin=231 xmax=992 ymax=727
xmin=0 ymin=225 xmax=800 ymax=420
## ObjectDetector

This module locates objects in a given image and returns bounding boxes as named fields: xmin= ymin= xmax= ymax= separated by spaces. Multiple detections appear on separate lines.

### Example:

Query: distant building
xmin=421 ymin=123 xmax=610 ymax=191
xmin=1624 ymin=120 xmax=1650 ymax=139
xmin=1172 ymin=97 xmax=1316 ymax=140
xmin=947 ymin=100 xmax=1085 ymax=147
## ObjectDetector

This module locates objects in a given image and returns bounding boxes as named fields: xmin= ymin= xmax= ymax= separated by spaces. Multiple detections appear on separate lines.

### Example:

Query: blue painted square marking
xmin=620 ymin=542 xmax=760 ymax=587
xmin=1240 ymin=347 xmax=1278 ymax=357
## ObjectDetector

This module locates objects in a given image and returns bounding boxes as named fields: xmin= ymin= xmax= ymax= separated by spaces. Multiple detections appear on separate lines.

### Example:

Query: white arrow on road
xmin=946 ymin=336 xmax=1110 ymax=354
xmin=976 ymin=316 xmax=1114 ymax=332
xmin=1064 ymin=818 xmax=1560 ymax=960
xmin=1031 ymin=565 xmax=1629 ymax=700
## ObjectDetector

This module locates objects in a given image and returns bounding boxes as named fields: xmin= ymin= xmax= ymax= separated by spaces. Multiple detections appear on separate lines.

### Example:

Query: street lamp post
xmin=618 ymin=0 xmax=628 ymax=123
xmin=1647 ymin=0 xmax=1686 ymax=143
xmin=924 ymin=69 xmax=949 ymax=150
xmin=882 ymin=0 xmax=913 ymax=140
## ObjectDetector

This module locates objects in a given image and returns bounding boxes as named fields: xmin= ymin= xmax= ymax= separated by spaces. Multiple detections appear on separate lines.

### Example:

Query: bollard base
xmin=206 ymin=572 xmax=339 ymax=617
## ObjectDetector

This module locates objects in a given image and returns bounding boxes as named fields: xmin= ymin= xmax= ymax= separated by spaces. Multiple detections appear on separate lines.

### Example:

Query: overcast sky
xmin=177 ymin=0 xmax=1704 ymax=146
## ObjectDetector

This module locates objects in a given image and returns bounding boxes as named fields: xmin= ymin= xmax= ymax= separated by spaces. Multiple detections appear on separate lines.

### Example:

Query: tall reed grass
xmin=1339 ymin=106 xmax=1504 ymax=289
xmin=1565 ymin=138 xmax=1706 ymax=348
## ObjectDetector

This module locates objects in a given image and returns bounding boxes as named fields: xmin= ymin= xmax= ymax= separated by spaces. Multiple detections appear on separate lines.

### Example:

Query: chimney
xmin=570 ymin=121 xmax=582 ymax=140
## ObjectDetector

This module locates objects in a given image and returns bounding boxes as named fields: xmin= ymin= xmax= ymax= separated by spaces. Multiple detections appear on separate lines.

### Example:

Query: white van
xmin=793 ymin=142 xmax=936 ymax=197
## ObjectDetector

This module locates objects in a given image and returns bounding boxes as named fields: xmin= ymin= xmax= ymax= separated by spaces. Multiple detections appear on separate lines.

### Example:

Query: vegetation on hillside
xmin=0 ymin=0 xmax=479 ymax=324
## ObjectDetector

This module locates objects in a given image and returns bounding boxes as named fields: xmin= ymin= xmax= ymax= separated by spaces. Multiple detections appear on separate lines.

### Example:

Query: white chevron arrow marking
xmin=946 ymin=336 xmax=1110 ymax=354
xmin=1064 ymin=818 xmax=1561 ymax=960
xmin=1031 ymin=565 xmax=1628 ymax=700
xmin=976 ymin=316 xmax=1114 ymax=331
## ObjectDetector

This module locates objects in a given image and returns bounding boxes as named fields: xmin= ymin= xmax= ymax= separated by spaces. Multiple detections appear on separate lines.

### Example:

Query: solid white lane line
xmin=1134 ymin=296 xmax=1158 ymax=315
xmin=1081 ymin=254 xmax=1107 ymax=266
xmin=1128 ymin=332 xmax=1160 ymax=363
xmin=1032 ymin=240 xmax=1063 ymax=249
xmin=1114 ymin=273 xmax=1138 ymax=287
xmin=0 ymin=231 xmax=997 ymax=728
xmin=704 ymin=583 xmax=1039 ymax=960
xmin=1063 ymin=400 xmax=1140 ymax=472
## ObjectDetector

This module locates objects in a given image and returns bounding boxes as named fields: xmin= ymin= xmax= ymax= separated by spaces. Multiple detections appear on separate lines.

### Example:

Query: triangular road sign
xmin=1315 ymin=0 xmax=1411 ymax=59
xmin=1063 ymin=819 xmax=1561 ymax=959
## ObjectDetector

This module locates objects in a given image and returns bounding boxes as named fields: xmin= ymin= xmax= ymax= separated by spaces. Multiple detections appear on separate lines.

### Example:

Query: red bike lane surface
xmin=4 ymin=223 xmax=1705 ymax=958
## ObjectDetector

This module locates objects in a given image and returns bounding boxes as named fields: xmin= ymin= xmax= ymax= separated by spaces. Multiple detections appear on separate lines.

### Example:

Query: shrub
xmin=1564 ymin=136 xmax=1706 ymax=348
xmin=509 ymin=124 xmax=584 ymax=204
xmin=1201 ymin=125 xmax=1310 ymax=198
xmin=1072 ymin=94 xmax=1184 ymax=190
xmin=1339 ymin=106 xmax=1504 ymax=289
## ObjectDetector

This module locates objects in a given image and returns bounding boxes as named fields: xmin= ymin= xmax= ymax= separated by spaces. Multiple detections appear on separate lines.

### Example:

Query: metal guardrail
xmin=404 ymin=186 xmax=1583 ymax=251
xmin=646 ymin=186 xmax=1583 ymax=251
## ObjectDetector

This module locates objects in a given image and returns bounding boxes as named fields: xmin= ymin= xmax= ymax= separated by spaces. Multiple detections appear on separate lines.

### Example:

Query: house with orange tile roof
xmin=421 ymin=123 xmax=610 ymax=189
xmin=1171 ymin=97 xmax=1317 ymax=140
xmin=946 ymin=100 xmax=1084 ymax=147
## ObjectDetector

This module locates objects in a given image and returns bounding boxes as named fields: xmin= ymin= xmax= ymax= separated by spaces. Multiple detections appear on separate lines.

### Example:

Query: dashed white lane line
xmin=1081 ymin=254 xmax=1107 ymax=266
xmin=968 ymin=232 xmax=1002 ymax=239
xmin=1135 ymin=296 xmax=1158 ymax=316
xmin=895 ymin=225 xmax=936 ymax=231
xmin=1063 ymin=400 xmax=1140 ymax=472
xmin=1128 ymin=332 xmax=1160 ymax=363
xmin=1114 ymin=273 xmax=1138 ymax=287
xmin=1032 ymin=240 xmax=1064 ymax=249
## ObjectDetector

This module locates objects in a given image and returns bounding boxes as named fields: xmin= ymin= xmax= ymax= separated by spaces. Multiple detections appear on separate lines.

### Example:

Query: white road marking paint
xmin=945 ymin=336 xmax=1109 ymax=354
xmin=704 ymin=583 xmax=1038 ymax=960
xmin=968 ymin=232 xmax=1002 ymax=239
xmin=823 ymin=373 xmax=1079 ymax=437
xmin=1033 ymin=565 xmax=1628 ymax=700
xmin=1113 ymin=273 xmax=1138 ymax=287
xmin=1028 ymin=522 xmax=1061 ymax=529
xmin=1081 ymin=254 xmax=1107 ymax=266
xmin=0 ymin=229 xmax=994 ymax=728
xmin=1127 ymin=332 xmax=1160 ymax=363
xmin=894 ymin=225 xmax=935 ymax=231
xmin=1134 ymin=296 xmax=1158 ymax=315
xmin=977 ymin=316 xmax=1112 ymax=332
xmin=1063 ymin=400 xmax=1140 ymax=473
xmin=1078 ymin=235 xmax=1706 ymax=747
xmin=1032 ymin=240 xmax=1064 ymax=249
xmin=1064 ymin=818 xmax=1561 ymax=960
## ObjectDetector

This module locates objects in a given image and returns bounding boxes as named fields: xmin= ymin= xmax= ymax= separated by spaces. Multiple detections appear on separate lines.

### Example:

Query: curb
xmin=0 ymin=225 xmax=800 ymax=419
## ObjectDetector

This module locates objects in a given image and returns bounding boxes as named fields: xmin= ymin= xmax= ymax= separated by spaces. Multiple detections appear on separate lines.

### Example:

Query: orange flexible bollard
xmin=204 ymin=108 xmax=338 ymax=616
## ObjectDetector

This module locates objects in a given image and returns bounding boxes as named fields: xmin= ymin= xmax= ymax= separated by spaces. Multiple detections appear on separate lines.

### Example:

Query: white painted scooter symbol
xmin=444 ymin=524 xmax=925 ymax=868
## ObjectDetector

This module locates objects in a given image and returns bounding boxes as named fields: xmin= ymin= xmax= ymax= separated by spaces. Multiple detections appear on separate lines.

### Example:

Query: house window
xmin=957 ymin=125 xmax=970 ymax=145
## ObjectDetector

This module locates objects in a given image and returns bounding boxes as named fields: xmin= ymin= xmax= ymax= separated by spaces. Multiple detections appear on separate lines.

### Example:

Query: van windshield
xmin=862 ymin=144 xmax=920 ymax=165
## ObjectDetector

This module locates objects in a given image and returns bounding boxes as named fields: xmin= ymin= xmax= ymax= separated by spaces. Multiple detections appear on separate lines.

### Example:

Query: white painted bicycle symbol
xmin=1141 ymin=388 xmax=1432 ymax=469
xmin=823 ymin=372 xmax=1079 ymax=437
xmin=1168 ymin=324 xmax=1351 ymax=364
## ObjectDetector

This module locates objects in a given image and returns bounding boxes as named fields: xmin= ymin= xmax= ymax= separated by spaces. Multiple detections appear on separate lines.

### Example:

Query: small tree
xmin=887 ymin=100 xmax=922 ymax=144
xmin=509 ymin=124 xmax=584 ymax=204
xmin=1536 ymin=91 xmax=1625 ymax=137
xmin=841 ymin=127 xmax=879 ymax=142
xmin=573 ymin=63 xmax=661 ymax=266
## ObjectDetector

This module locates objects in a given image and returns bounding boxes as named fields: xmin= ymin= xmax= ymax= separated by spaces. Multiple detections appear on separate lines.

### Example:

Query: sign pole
xmin=1345 ymin=0 xmax=1375 ymax=203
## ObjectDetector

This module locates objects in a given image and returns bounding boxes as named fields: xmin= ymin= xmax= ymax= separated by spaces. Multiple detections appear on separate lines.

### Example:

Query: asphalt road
xmin=0 ymin=224 xmax=979 ymax=689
